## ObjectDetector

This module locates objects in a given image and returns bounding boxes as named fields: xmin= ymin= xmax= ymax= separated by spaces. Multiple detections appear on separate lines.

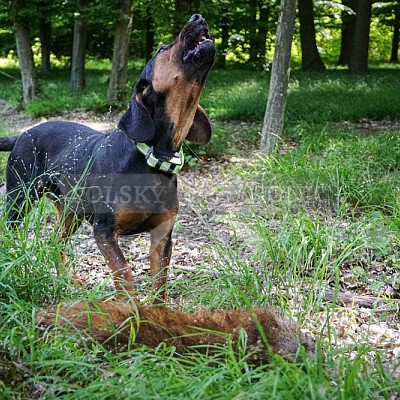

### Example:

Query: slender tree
xmin=337 ymin=0 xmax=356 ymax=66
xmin=390 ymin=6 xmax=400 ymax=63
xmin=145 ymin=5 xmax=155 ymax=62
xmin=249 ymin=0 xmax=271 ymax=66
xmin=39 ymin=16 xmax=51 ymax=76
xmin=260 ymin=0 xmax=297 ymax=155
xmin=298 ymin=0 xmax=325 ymax=70
xmin=70 ymin=0 xmax=88 ymax=92
xmin=249 ymin=0 xmax=259 ymax=64
xmin=37 ymin=0 xmax=53 ymax=76
xmin=107 ymin=0 xmax=133 ymax=103
xmin=215 ymin=5 xmax=230 ymax=68
xmin=258 ymin=1 xmax=270 ymax=61
xmin=11 ymin=0 xmax=36 ymax=105
xmin=348 ymin=0 xmax=372 ymax=74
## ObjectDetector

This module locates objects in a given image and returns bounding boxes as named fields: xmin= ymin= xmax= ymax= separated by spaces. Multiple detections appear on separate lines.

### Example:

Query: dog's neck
xmin=117 ymin=124 xmax=183 ymax=175
xmin=134 ymin=141 xmax=184 ymax=175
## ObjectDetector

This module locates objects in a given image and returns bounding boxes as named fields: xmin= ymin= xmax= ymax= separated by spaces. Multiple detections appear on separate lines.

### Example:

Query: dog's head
xmin=118 ymin=14 xmax=215 ymax=151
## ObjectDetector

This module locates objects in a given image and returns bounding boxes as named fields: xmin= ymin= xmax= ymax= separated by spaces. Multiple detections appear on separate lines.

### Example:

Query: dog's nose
xmin=188 ymin=14 xmax=203 ymax=24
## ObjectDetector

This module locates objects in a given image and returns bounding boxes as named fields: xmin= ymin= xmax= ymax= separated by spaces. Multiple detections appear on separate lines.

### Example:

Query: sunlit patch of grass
xmin=243 ymin=127 xmax=400 ymax=213
xmin=2 ymin=64 xmax=399 ymax=127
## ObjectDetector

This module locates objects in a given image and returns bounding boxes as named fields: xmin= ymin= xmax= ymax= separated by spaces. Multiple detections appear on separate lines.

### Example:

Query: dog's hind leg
xmin=4 ymin=152 xmax=44 ymax=227
xmin=53 ymin=200 xmax=84 ymax=283
xmin=53 ymin=201 xmax=83 ymax=258
xmin=5 ymin=183 xmax=38 ymax=229
xmin=5 ymin=191 xmax=30 ymax=227
xmin=149 ymin=212 xmax=176 ymax=304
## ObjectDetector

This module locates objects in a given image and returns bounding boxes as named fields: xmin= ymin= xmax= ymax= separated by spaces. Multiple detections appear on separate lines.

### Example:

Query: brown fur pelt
xmin=36 ymin=300 xmax=314 ymax=364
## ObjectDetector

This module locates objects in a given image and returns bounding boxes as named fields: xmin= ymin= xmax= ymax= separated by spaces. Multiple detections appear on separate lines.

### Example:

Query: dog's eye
xmin=158 ymin=45 xmax=169 ymax=53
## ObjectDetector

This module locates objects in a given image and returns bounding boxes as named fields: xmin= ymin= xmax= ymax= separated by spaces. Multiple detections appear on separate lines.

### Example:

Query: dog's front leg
xmin=149 ymin=213 xmax=176 ymax=303
xmin=93 ymin=223 xmax=135 ymax=293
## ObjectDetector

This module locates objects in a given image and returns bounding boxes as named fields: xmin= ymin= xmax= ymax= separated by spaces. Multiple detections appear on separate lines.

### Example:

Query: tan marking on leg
xmin=53 ymin=201 xmax=83 ymax=285
xmin=148 ymin=211 xmax=177 ymax=303
xmin=94 ymin=228 xmax=135 ymax=294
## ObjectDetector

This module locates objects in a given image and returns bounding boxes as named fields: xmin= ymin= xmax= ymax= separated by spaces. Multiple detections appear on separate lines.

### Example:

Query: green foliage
xmin=6 ymin=66 xmax=397 ymax=124
xmin=0 ymin=197 xmax=397 ymax=398
xmin=1 ymin=62 xmax=400 ymax=399
xmin=0 ymin=196 xmax=76 ymax=305
xmin=201 ymin=68 xmax=269 ymax=121
xmin=1 ymin=0 xmax=399 ymax=69
xmin=0 ymin=62 xmax=143 ymax=116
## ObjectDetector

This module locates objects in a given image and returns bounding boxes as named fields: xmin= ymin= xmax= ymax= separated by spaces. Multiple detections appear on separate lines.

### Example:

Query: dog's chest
xmin=113 ymin=205 xmax=178 ymax=235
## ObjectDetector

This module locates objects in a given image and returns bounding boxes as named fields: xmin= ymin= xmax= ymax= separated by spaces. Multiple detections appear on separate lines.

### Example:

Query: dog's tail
xmin=0 ymin=136 xmax=19 ymax=151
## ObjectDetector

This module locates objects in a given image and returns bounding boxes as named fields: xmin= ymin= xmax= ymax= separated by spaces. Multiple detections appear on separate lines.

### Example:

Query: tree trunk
xmin=70 ymin=0 xmax=88 ymax=92
xmin=215 ymin=6 xmax=230 ymax=68
xmin=249 ymin=0 xmax=270 ymax=66
xmin=337 ymin=0 xmax=356 ymax=66
xmin=107 ymin=0 xmax=133 ymax=103
xmin=249 ymin=0 xmax=259 ymax=64
xmin=12 ymin=0 xmax=36 ymax=105
xmin=258 ymin=1 xmax=270 ymax=62
xmin=390 ymin=8 xmax=400 ymax=63
xmin=348 ymin=0 xmax=372 ymax=74
xmin=145 ymin=5 xmax=154 ymax=62
xmin=260 ymin=0 xmax=297 ymax=155
xmin=298 ymin=0 xmax=325 ymax=70
xmin=39 ymin=16 xmax=52 ymax=76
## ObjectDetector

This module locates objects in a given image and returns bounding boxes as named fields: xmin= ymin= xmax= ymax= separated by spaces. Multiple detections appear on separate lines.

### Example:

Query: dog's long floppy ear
xmin=118 ymin=81 xmax=155 ymax=143
xmin=186 ymin=105 xmax=212 ymax=145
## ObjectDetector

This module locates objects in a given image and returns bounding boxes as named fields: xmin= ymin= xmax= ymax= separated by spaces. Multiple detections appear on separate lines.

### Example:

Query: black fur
xmin=0 ymin=14 xmax=215 ymax=300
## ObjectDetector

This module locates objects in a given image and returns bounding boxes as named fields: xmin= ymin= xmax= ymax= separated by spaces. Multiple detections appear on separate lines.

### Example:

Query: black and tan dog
xmin=0 ymin=14 xmax=215 ymax=301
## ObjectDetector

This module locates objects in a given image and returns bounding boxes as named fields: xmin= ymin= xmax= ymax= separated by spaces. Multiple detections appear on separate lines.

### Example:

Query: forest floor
xmin=1 ymin=102 xmax=400 ymax=383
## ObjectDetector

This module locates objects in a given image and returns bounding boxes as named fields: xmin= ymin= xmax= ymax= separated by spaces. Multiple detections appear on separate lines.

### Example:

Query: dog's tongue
xmin=196 ymin=33 xmax=212 ymax=49
xmin=196 ymin=33 xmax=205 ymax=47
xmin=183 ymin=29 xmax=214 ymax=63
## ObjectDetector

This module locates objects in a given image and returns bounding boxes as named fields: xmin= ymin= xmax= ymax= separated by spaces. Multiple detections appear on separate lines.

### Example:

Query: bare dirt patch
xmin=338 ymin=118 xmax=400 ymax=134
xmin=0 ymin=100 xmax=121 ymax=134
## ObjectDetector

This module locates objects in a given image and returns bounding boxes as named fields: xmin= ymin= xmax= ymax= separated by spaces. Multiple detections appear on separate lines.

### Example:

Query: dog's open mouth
xmin=183 ymin=29 xmax=215 ymax=63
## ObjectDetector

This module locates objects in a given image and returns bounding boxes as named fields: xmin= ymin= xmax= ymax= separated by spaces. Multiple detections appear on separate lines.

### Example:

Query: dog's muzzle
xmin=182 ymin=14 xmax=215 ymax=66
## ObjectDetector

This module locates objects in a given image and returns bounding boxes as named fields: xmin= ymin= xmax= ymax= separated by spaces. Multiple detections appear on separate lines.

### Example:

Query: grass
xmin=0 ymin=62 xmax=400 ymax=398
xmin=0 ymin=196 xmax=78 ymax=305
xmin=2 ymin=64 xmax=400 ymax=124
xmin=243 ymin=126 xmax=400 ymax=213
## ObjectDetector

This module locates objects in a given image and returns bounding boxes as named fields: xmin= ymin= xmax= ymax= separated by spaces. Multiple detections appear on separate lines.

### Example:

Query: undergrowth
xmin=0 ymin=66 xmax=399 ymax=398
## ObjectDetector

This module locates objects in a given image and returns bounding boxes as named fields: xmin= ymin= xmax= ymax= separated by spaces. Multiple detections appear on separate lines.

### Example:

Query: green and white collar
xmin=135 ymin=142 xmax=184 ymax=175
